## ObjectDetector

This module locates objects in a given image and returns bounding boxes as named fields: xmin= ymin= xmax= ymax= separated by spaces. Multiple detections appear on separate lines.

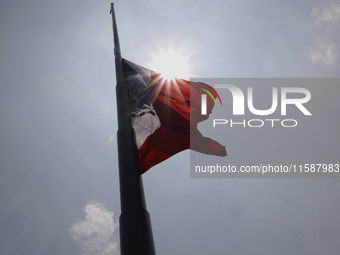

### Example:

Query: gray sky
xmin=1 ymin=0 xmax=340 ymax=254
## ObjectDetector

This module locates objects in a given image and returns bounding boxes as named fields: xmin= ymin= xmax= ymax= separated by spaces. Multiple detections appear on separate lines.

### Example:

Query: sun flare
xmin=149 ymin=46 xmax=193 ymax=81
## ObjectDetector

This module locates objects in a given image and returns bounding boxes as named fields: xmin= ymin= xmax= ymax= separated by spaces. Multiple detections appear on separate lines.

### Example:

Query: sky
xmin=1 ymin=0 xmax=340 ymax=254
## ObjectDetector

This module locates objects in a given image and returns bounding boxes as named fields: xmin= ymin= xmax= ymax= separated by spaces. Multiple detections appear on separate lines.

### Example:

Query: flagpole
xmin=110 ymin=3 xmax=156 ymax=255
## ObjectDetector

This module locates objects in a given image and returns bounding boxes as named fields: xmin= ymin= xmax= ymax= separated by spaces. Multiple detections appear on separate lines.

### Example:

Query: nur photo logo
xmin=200 ymin=83 xmax=312 ymax=128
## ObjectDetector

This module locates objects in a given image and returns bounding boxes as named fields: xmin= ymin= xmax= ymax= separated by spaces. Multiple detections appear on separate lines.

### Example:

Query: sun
xmin=149 ymin=46 xmax=193 ymax=81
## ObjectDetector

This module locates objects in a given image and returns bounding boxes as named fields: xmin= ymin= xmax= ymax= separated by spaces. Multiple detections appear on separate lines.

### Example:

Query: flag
xmin=122 ymin=59 xmax=227 ymax=173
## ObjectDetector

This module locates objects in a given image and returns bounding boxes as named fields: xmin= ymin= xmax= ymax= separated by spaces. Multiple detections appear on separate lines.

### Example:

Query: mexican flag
xmin=122 ymin=59 xmax=227 ymax=173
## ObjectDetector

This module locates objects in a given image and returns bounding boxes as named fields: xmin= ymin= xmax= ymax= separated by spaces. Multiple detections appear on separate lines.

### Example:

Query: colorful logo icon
xmin=198 ymin=87 xmax=222 ymax=115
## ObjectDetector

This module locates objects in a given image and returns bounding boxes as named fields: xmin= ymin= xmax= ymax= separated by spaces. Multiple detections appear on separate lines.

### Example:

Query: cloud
xmin=70 ymin=202 xmax=119 ymax=255
xmin=312 ymin=1 xmax=340 ymax=26
xmin=310 ymin=1 xmax=340 ymax=66
xmin=310 ymin=42 xmax=339 ymax=65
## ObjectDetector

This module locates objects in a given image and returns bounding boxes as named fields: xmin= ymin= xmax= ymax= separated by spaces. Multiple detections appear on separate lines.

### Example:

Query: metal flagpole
xmin=110 ymin=3 xmax=156 ymax=255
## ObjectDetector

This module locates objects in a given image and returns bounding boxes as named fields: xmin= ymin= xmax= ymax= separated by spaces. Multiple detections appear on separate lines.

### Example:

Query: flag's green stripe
xmin=198 ymin=88 xmax=217 ymax=105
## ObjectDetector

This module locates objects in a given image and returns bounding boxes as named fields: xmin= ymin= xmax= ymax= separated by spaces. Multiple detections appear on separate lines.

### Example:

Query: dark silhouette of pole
xmin=110 ymin=3 xmax=156 ymax=255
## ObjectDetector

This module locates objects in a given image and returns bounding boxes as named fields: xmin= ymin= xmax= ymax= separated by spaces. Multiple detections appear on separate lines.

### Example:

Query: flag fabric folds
xmin=122 ymin=59 xmax=227 ymax=173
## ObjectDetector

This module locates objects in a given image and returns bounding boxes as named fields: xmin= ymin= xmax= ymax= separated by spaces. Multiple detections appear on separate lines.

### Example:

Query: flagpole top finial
xmin=110 ymin=3 xmax=114 ymax=14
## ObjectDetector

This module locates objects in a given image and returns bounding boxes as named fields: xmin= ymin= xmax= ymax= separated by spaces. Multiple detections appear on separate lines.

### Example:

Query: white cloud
xmin=310 ymin=42 xmax=339 ymax=65
xmin=70 ymin=202 xmax=119 ymax=255
xmin=310 ymin=1 xmax=340 ymax=66
xmin=312 ymin=1 xmax=340 ymax=26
